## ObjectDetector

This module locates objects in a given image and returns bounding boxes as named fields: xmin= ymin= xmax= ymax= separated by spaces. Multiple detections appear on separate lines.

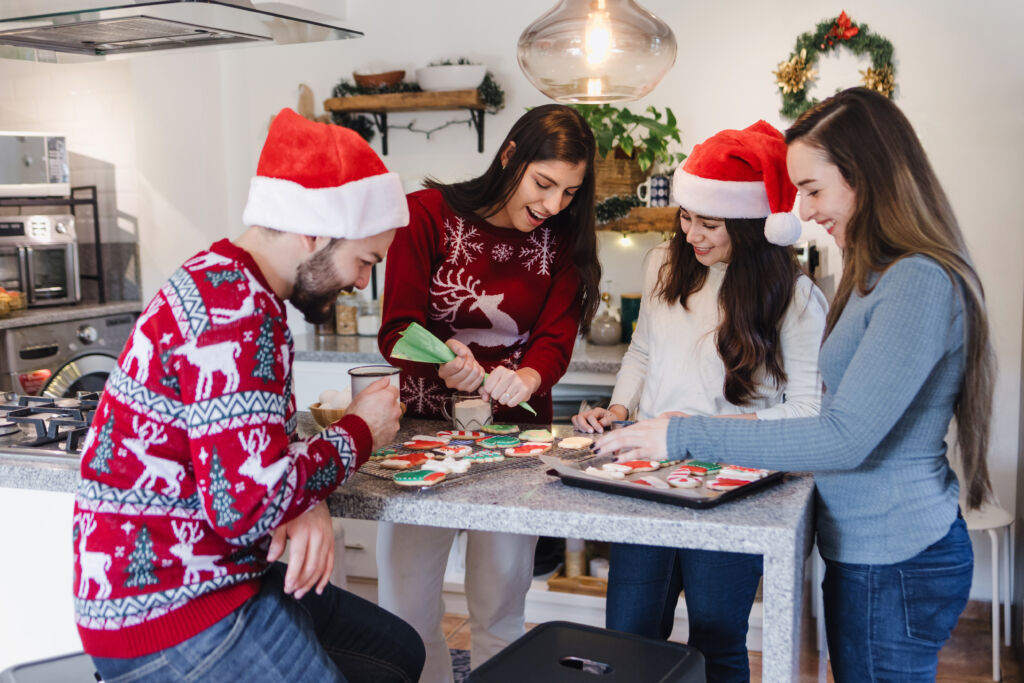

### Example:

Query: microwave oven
xmin=0 ymin=215 xmax=80 ymax=306
xmin=0 ymin=132 xmax=70 ymax=198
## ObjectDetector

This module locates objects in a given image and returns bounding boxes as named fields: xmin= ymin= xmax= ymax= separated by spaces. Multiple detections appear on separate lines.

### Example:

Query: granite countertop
xmin=293 ymin=334 xmax=629 ymax=375
xmin=0 ymin=412 xmax=813 ymax=679
xmin=0 ymin=301 xmax=142 ymax=330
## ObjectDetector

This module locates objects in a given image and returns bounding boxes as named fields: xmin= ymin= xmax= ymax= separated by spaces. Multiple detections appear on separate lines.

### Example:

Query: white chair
xmin=965 ymin=502 xmax=1013 ymax=682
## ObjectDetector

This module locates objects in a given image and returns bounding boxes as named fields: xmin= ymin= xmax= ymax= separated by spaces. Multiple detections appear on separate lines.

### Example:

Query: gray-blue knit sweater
xmin=668 ymin=255 xmax=965 ymax=564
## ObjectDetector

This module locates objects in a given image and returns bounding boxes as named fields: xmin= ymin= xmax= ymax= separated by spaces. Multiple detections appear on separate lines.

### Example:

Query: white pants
xmin=376 ymin=523 xmax=538 ymax=683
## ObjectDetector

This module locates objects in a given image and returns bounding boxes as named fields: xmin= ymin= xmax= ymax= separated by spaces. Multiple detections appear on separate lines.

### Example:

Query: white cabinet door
xmin=293 ymin=360 xmax=362 ymax=409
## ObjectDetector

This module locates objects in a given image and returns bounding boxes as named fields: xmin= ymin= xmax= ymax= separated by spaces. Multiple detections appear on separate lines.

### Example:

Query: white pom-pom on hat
xmin=671 ymin=120 xmax=802 ymax=246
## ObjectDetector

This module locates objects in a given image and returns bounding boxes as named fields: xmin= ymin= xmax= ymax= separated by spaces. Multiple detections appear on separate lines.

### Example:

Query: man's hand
xmin=345 ymin=377 xmax=401 ymax=450
xmin=267 ymin=501 xmax=334 ymax=599
xmin=438 ymin=339 xmax=485 ymax=392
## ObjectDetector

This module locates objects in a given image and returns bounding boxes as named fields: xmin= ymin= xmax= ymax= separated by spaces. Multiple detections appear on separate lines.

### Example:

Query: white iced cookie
xmin=666 ymin=467 xmax=701 ymax=488
xmin=584 ymin=466 xmax=625 ymax=480
xmin=603 ymin=460 xmax=659 ymax=474
xmin=633 ymin=475 xmax=671 ymax=489
xmin=318 ymin=389 xmax=346 ymax=409
xmin=422 ymin=457 xmax=471 ymax=474
xmin=559 ymin=436 xmax=593 ymax=450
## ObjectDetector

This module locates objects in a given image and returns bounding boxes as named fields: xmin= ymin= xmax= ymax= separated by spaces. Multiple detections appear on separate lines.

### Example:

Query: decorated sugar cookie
xmin=705 ymin=478 xmax=750 ymax=491
xmin=655 ymin=459 xmax=682 ymax=468
xmin=403 ymin=438 xmax=450 ymax=450
xmin=394 ymin=470 xmax=446 ymax=487
xmin=465 ymin=450 xmax=505 ymax=463
xmin=422 ymin=457 xmax=471 ymax=474
xmin=370 ymin=447 xmax=399 ymax=461
xmin=436 ymin=430 xmax=487 ymax=440
xmin=479 ymin=435 xmax=521 ymax=448
xmin=412 ymin=433 xmax=450 ymax=442
xmin=505 ymin=442 xmax=551 ymax=457
xmin=634 ymin=475 xmax=671 ymax=489
xmin=482 ymin=424 xmax=520 ymax=435
xmin=433 ymin=444 xmax=472 ymax=459
xmin=519 ymin=429 xmax=554 ymax=442
xmin=558 ymin=436 xmax=593 ymax=450
xmin=678 ymin=460 xmax=721 ymax=476
xmin=602 ymin=460 xmax=660 ymax=474
xmin=584 ymin=466 xmax=624 ymax=480
xmin=666 ymin=467 xmax=702 ymax=488
xmin=379 ymin=453 xmax=430 ymax=469
xmin=718 ymin=465 xmax=768 ymax=481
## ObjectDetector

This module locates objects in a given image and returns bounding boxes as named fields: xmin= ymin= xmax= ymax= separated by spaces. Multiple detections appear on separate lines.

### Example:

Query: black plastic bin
xmin=467 ymin=621 xmax=705 ymax=682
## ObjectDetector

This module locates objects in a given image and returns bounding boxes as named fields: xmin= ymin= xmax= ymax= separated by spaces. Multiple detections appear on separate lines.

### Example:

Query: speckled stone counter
xmin=293 ymin=333 xmax=629 ymax=375
xmin=0 ymin=301 xmax=142 ymax=330
xmin=0 ymin=413 xmax=814 ymax=681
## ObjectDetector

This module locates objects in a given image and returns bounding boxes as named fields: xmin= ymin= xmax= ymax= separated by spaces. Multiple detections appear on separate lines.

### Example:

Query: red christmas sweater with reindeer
xmin=72 ymin=239 xmax=372 ymax=658
xmin=379 ymin=189 xmax=582 ymax=424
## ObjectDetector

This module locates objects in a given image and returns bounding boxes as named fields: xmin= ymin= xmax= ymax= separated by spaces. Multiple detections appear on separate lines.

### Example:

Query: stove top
xmin=0 ymin=392 xmax=100 ymax=459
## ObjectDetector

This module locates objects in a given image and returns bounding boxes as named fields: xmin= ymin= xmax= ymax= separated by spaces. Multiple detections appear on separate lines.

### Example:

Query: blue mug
xmin=636 ymin=175 xmax=671 ymax=207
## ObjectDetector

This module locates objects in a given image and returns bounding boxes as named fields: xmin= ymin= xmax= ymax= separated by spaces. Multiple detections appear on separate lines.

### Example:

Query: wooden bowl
xmin=310 ymin=402 xmax=346 ymax=428
xmin=353 ymin=70 xmax=405 ymax=88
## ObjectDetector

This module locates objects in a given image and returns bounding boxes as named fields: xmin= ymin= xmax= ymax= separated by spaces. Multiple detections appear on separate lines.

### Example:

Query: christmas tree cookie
xmin=371 ymin=447 xmax=399 ymax=461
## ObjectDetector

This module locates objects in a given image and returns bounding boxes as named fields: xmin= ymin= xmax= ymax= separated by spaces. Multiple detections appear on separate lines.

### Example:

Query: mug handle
xmin=440 ymin=396 xmax=453 ymax=423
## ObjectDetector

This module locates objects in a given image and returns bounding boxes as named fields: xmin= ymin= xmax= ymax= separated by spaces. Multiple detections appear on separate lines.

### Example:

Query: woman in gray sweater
xmin=594 ymin=87 xmax=993 ymax=681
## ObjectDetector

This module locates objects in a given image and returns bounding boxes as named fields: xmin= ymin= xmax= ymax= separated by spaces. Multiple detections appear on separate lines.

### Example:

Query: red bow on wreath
xmin=822 ymin=10 xmax=860 ymax=48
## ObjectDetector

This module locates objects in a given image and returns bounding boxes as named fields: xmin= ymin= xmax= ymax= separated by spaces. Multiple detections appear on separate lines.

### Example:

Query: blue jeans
xmin=823 ymin=515 xmax=973 ymax=682
xmin=92 ymin=563 xmax=424 ymax=683
xmin=607 ymin=543 xmax=763 ymax=683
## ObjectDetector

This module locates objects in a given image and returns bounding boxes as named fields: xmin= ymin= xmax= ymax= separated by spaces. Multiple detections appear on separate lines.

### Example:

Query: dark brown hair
xmin=786 ymin=87 xmax=994 ymax=509
xmin=655 ymin=210 xmax=801 ymax=405
xmin=424 ymin=104 xmax=600 ymax=332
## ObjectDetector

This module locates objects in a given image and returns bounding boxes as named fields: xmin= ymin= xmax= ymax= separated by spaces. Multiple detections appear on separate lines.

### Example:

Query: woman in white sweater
xmin=573 ymin=121 xmax=827 ymax=682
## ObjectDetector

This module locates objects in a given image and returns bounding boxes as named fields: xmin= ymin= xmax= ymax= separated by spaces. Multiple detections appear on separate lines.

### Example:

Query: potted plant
xmin=572 ymin=104 xmax=686 ymax=200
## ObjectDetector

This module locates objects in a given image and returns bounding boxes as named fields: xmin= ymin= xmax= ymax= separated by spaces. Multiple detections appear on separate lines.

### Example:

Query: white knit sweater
xmin=609 ymin=243 xmax=828 ymax=420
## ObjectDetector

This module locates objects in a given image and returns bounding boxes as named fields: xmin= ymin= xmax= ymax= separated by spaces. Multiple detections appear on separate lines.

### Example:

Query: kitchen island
xmin=0 ymin=414 xmax=814 ymax=682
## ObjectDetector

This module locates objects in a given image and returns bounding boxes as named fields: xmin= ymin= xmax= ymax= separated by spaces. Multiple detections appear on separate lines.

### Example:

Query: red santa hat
xmin=242 ymin=108 xmax=408 ymax=239
xmin=672 ymin=120 xmax=801 ymax=246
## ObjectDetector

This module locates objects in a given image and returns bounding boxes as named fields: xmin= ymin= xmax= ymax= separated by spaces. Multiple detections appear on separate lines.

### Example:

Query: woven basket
xmin=593 ymin=152 xmax=647 ymax=202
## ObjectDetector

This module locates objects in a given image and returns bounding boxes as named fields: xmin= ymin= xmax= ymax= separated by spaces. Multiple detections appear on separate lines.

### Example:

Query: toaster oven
xmin=0 ymin=215 xmax=80 ymax=306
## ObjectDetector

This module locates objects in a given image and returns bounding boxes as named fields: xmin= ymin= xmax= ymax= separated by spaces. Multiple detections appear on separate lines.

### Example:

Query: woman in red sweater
xmin=376 ymin=104 xmax=600 ymax=681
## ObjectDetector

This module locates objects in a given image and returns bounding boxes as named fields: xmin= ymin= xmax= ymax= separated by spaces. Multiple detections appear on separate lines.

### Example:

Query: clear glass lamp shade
xmin=517 ymin=0 xmax=677 ymax=103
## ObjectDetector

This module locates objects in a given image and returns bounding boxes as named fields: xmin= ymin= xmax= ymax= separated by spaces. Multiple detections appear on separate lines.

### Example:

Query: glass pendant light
xmin=517 ymin=0 xmax=677 ymax=103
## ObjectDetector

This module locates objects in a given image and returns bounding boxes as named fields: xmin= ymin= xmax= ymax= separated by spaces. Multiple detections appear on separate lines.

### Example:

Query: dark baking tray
xmin=542 ymin=455 xmax=785 ymax=509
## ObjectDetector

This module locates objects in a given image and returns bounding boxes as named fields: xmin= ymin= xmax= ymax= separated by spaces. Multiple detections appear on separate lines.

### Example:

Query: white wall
xmin=1 ymin=0 xmax=1020 ymax=603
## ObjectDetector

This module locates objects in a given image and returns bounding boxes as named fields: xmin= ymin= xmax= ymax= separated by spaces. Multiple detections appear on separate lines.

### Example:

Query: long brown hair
xmin=655 ymin=212 xmax=801 ymax=405
xmin=425 ymin=104 xmax=600 ymax=332
xmin=786 ymin=87 xmax=994 ymax=509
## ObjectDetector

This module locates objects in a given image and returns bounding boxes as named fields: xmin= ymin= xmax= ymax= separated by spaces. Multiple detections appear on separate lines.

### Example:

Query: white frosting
xmin=559 ymin=436 xmax=593 ymax=450
xmin=584 ymin=466 xmax=625 ymax=480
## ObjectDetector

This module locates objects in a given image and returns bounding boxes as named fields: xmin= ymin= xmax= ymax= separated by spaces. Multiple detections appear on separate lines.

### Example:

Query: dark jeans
xmin=92 ymin=563 xmax=424 ymax=683
xmin=607 ymin=543 xmax=763 ymax=683
xmin=823 ymin=515 xmax=973 ymax=682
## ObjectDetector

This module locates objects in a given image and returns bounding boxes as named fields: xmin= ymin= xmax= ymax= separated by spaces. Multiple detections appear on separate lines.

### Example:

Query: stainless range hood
xmin=0 ymin=1 xmax=362 ymax=62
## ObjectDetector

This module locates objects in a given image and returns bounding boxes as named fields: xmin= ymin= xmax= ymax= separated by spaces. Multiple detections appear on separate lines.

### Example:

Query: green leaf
xmin=619 ymin=137 xmax=634 ymax=157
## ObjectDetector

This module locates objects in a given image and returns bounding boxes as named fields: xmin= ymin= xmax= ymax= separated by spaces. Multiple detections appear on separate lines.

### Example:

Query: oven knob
xmin=55 ymin=222 xmax=68 ymax=234
xmin=77 ymin=325 xmax=99 ymax=344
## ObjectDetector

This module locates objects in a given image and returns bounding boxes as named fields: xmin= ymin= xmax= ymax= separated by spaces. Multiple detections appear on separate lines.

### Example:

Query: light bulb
xmin=619 ymin=231 xmax=632 ymax=245
xmin=518 ymin=0 xmax=677 ymax=104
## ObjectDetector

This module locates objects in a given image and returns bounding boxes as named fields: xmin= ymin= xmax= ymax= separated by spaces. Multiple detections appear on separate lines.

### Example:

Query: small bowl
xmin=310 ymin=402 xmax=346 ymax=429
xmin=353 ymin=70 xmax=405 ymax=88
xmin=415 ymin=64 xmax=486 ymax=91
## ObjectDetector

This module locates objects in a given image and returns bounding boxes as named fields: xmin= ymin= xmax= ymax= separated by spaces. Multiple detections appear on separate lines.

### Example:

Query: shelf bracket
xmin=370 ymin=112 xmax=389 ymax=155
xmin=468 ymin=109 xmax=485 ymax=153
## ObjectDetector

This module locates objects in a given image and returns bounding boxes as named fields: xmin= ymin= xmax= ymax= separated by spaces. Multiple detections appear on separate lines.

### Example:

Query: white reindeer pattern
xmin=76 ymin=513 xmax=112 ymax=599
xmin=183 ymin=251 xmax=233 ymax=272
xmin=209 ymin=270 xmax=273 ymax=325
xmin=170 ymin=521 xmax=227 ymax=584
xmin=173 ymin=339 xmax=241 ymax=400
xmin=238 ymin=427 xmax=289 ymax=489
xmin=430 ymin=268 xmax=528 ymax=348
xmin=121 ymin=299 xmax=163 ymax=384
xmin=126 ymin=417 xmax=183 ymax=497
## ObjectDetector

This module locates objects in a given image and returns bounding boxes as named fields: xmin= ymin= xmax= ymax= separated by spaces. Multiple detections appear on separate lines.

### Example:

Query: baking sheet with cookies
xmin=356 ymin=427 xmax=599 ymax=490
xmin=541 ymin=454 xmax=785 ymax=509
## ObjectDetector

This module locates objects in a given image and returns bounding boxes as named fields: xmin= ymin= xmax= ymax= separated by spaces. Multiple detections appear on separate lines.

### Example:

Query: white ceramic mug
xmin=441 ymin=392 xmax=493 ymax=430
xmin=348 ymin=364 xmax=400 ymax=397
xmin=636 ymin=175 xmax=671 ymax=207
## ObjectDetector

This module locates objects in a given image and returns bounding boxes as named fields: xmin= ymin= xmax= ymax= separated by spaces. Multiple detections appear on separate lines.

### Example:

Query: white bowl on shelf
xmin=415 ymin=64 xmax=486 ymax=91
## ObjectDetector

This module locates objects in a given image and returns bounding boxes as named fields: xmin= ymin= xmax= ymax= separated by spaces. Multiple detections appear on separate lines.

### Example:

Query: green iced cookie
xmin=478 ymin=435 xmax=521 ymax=448
xmin=393 ymin=469 xmax=446 ymax=487
xmin=482 ymin=424 xmax=520 ymax=435
xmin=371 ymin=447 xmax=400 ymax=461
xmin=465 ymin=450 xmax=505 ymax=463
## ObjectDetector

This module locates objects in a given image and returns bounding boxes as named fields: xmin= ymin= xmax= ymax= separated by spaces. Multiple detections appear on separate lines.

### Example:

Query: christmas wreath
xmin=774 ymin=11 xmax=896 ymax=119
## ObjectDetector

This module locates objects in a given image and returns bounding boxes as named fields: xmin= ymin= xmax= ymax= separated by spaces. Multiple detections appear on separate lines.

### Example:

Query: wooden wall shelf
xmin=596 ymin=206 xmax=678 ymax=233
xmin=323 ymin=90 xmax=486 ymax=155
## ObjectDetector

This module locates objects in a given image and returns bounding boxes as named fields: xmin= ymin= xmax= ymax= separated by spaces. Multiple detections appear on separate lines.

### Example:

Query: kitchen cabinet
xmin=596 ymin=206 xmax=678 ymax=233
xmin=322 ymin=90 xmax=487 ymax=155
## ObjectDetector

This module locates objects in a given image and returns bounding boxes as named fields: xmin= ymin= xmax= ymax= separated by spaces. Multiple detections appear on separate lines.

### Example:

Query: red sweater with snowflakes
xmin=72 ymin=239 xmax=371 ymax=658
xmin=379 ymin=189 xmax=581 ymax=424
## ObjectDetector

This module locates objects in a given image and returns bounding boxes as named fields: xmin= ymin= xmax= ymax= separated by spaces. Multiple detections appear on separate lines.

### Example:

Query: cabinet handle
xmin=343 ymin=543 xmax=366 ymax=551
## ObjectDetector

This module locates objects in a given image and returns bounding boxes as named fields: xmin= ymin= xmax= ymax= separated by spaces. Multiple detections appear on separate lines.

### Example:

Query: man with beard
xmin=72 ymin=108 xmax=424 ymax=682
